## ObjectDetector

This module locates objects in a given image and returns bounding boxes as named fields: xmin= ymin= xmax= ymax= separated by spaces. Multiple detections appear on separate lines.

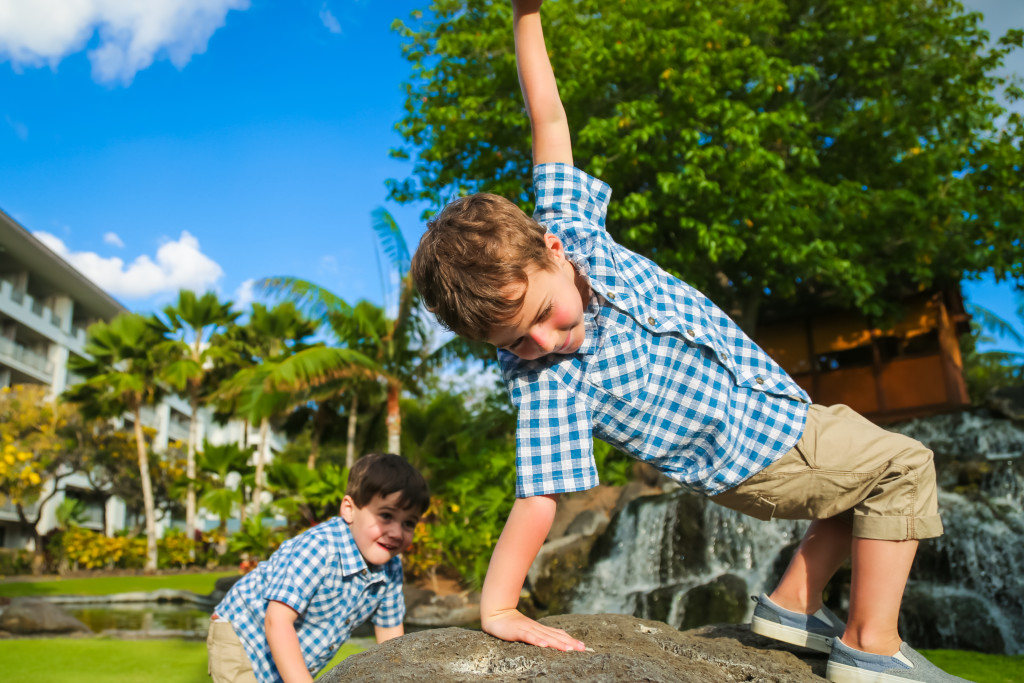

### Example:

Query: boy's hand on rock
xmin=482 ymin=609 xmax=586 ymax=652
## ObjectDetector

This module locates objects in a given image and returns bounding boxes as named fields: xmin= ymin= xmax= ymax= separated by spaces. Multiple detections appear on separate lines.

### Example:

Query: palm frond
xmin=967 ymin=303 xmax=1024 ymax=346
xmin=258 ymin=277 xmax=352 ymax=324
xmin=372 ymin=207 xmax=411 ymax=277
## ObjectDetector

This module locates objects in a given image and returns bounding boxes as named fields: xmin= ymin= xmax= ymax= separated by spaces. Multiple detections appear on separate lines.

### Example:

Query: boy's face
xmin=486 ymin=233 xmax=586 ymax=360
xmin=340 ymin=491 xmax=421 ymax=567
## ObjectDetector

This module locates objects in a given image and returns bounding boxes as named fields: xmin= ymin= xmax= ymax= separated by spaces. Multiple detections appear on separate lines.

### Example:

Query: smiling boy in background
xmin=208 ymin=453 xmax=428 ymax=683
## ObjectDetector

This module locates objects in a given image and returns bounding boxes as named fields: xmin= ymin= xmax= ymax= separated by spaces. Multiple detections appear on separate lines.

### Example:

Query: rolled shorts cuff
xmin=852 ymin=513 xmax=944 ymax=541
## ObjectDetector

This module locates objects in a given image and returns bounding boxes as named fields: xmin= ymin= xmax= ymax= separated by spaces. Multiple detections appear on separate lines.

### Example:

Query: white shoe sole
xmin=750 ymin=615 xmax=835 ymax=653
xmin=826 ymin=660 xmax=915 ymax=682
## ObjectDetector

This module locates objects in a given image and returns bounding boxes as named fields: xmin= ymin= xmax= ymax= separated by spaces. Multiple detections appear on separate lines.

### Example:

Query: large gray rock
xmin=0 ymin=598 xmax=91 ymax=634
xmin=321 ymin=613 xmax=827 ymax=682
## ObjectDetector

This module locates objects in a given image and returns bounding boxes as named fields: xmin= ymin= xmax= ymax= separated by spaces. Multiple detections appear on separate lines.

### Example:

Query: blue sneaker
xmin=750 ymin=593 xmax=846 ymax=653
xmin=827 ymin=638 xmax=973 ymax=682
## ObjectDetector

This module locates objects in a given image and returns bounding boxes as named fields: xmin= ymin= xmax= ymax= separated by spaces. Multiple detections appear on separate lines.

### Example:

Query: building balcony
xmin=0 ymin=278 xmax=87 ymax=354
xmin=0 ymin=335 xmax=52 ymax=381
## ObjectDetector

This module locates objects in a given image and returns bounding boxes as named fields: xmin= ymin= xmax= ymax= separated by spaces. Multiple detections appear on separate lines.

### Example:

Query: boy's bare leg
xmin=770 ymin=519 xmax=917 ymax=655
xmin=843 ymin=537 xmax=918 ymax=655
xmin=770 ymin=517 xmax=851 ymax=614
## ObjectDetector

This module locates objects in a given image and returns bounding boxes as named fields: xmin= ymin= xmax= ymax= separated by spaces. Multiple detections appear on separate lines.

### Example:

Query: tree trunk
xmin=186 ymin=390 xmax=199 ymax=561
xmin=307 ymin=407 xmax=322 ymax=470
xmin=346 ymin=393 xmax=359 ymax=470
xmin=386 ymin=382 xmax=401 ymax=455
xmin=133 ymin=406 xmax=158 ymax=572
xmin=252 ymin=417 xmax=270 ymax=519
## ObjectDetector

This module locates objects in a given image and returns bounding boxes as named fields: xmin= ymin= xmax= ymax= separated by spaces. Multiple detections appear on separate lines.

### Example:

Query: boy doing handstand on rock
xmin=410 ymin=2 xmax=967 ymax=681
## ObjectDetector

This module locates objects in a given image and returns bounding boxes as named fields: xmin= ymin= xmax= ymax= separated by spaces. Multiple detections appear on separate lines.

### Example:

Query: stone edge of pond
xmin=36 ymin=589 xmax=216 ymax=606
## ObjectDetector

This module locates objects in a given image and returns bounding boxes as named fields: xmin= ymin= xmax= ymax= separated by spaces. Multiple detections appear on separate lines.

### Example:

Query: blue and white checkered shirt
xmin=214 ymin=517 xmax=405 ymax=683
xmin=500 ymin=163 xmax=810 ymax=498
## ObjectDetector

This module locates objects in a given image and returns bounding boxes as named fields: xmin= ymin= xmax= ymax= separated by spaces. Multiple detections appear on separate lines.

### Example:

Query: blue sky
xmin=0 ymin=0 xmax=1021 ymax=352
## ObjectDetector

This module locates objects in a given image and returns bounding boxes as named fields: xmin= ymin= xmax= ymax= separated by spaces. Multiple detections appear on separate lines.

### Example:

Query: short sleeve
xmin=510 ymin=370 xmax=598 ymax=498
xmin=262 ymin=536 xmax=332 ymax=615
xmin=533 ymin=164 xmax=612 ymax=254
xmin=370 ymin=559 xmax=406 ymax=628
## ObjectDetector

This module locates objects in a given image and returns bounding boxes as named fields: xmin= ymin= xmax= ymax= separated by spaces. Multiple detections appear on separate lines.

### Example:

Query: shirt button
xmin=607 ymin=292 xmax=616 ymax=300
xmin=756 ymin=376 xmax=765 ymax=385
xmin=721 ymin=353 xmax=729 ymax=360
xmin=647 ymin=317 xmax=656 ymax=325
xmin=686 ymin=329 xmax=696 ymax=337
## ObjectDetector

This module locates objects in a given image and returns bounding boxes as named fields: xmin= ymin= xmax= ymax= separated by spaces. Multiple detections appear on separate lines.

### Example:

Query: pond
xmin=64 ymin=603 xmax=447 ymax=640
xmin=67 ymin=602 xmax=213 ymax=639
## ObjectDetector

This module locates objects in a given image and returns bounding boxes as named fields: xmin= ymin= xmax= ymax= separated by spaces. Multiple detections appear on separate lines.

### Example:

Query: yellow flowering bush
xmin=60 ymin=528 xmax=146 ymax=570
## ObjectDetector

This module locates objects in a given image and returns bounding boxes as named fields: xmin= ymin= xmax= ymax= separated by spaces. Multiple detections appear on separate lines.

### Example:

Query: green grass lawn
xmin=0 ymin=637 xmax=1017 ymax=682
xmin=920 ymin=649 xmax=1024 ymax=683
xmin=0 ymin=639 xmax=367 ymax=683
xmin=0 ymin=572 xmax=237 ymax=598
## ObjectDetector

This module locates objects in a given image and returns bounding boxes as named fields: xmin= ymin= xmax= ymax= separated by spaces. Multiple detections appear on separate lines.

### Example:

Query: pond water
xmin=67 ymin=602 xmax=213 ymax=639
xmin=64 ymin=603 xmax=448 ymax=640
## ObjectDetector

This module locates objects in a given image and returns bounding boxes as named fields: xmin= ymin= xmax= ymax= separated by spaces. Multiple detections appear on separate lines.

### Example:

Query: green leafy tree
xmin=390 ymin=0 xmax=1023 ymax=331
xmin=160 ymin=289 xmax=240 ymax=559
xmin=66 ymin=313 xmax=168 ymax=571
xmin=0 ymin=385 xmax=83 ymax=568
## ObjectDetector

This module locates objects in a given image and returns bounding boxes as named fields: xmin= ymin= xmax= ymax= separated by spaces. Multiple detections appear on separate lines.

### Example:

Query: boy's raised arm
xmin=480 ymin=494 xmax=586 ymax=650
xmin=513 ymin=0 xmax=572 ymax=166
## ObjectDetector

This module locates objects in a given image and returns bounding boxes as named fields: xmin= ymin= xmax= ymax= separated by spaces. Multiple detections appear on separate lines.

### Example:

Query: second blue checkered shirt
xmin=214 ymin=517 xmax=405 ymax=683
xmin=500 ymin=163 xmax=811 ymax=498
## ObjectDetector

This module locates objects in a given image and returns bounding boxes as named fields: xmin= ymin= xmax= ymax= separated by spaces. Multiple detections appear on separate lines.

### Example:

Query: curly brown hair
xmin=410 ymin=193 xmax=557 ymax=341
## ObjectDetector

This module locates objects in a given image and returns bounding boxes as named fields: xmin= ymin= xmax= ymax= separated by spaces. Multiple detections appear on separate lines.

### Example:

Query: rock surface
xmin=0 ymin=598 xmax=91 ymax=634
xmin=321 ymin=613 xmax=827 ymax=682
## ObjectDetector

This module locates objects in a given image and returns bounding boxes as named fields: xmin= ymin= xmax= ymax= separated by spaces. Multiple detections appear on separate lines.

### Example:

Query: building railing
xmin=0 ymin=335 xmax=52 ymax=374
xmin=0 ymin=278 xmax=82 ymax=352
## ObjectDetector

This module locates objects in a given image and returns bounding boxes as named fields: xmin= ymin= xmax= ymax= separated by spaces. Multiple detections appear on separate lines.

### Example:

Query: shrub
xmin=0 ymin=548 xmax=33 ymax=576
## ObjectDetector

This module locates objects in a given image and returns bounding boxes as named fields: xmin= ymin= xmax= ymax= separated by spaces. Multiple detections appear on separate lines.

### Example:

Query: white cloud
xmin=233 ymin=278 xmax=255 ymax=311
xmin=319 ymin=3 xmax=342 ymax=34
xmin=0 ymin=0 xmax=251 ymax=85
xmin=102 ymin=231 xmax=124 ymax=248
xmin=33 ymin=229 xmax=224 ymax=299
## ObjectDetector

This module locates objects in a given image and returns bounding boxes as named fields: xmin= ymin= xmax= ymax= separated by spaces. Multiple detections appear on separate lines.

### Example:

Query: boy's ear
xmin=543 ymin=232 xmax=566 ymax=263
xmin=340 ymin=495 xmax=356 ymax=523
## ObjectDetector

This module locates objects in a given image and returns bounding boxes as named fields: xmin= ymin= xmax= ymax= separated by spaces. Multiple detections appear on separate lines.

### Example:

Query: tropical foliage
xmin=389 ymin=0 xmax=1023 ymax=331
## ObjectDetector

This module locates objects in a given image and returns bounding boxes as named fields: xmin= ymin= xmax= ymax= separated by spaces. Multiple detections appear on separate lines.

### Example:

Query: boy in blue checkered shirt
xmin=410 ymin=2 xmax=966 ymax=681
xmin=207 ymin=453 xmax=428 ymax=683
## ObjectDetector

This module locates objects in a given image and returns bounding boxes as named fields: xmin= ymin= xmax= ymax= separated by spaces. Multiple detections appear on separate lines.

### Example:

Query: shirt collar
xmin=333 ymin=516 xmax=390 ymax=581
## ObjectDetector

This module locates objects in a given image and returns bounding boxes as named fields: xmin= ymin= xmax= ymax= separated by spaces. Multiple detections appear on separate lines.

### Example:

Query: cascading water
xmin=570 ymin=489 xmax=808 ymax=628
xmin=567 ymin=409 xmax=1024 ymax=654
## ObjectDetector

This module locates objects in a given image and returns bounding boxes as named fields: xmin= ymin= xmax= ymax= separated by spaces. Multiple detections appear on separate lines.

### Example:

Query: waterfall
xmin=567 ymin=409 xmax=1024 ymax=654
xmin=570 ymin=490 xmax=807 ymax=628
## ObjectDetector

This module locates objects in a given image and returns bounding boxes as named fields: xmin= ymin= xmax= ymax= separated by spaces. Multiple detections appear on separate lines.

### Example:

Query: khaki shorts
xmin=711 ymin=404 xmax=943 ymax=541
xmin=207 ymin=618 xmax=258 ymax=683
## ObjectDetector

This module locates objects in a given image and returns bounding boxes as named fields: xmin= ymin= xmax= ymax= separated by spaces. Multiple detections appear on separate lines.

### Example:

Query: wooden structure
xmin=754 ymin=288 xmax=971 ymax=423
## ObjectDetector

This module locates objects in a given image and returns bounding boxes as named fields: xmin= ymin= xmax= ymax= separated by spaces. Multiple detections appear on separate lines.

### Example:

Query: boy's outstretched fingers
xmin=483 ymin=609 xmax=586 ymax=652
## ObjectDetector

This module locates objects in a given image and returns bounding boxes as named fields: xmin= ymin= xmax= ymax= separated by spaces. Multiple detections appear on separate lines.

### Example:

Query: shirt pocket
xmin=586 ymin=327 xmax=651 ymax=403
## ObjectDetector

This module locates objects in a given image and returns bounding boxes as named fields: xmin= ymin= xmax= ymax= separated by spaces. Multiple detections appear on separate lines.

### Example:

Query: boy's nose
xmin=529 ymin=325 xmax=555 ymax=352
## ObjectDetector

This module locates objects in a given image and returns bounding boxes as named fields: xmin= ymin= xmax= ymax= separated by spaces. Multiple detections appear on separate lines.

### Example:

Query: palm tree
xmin=216 ymin=302 xmax=375 ymax=515
xmin=261 ymin=208 xmax=448 ymax=456
xmin=160 ymin=290 xmax=239 ymax=559
xmin=196 ymin=440 xmax=253 ymax=555
xmin=66 ymin=313 xmax=168 ymax=571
